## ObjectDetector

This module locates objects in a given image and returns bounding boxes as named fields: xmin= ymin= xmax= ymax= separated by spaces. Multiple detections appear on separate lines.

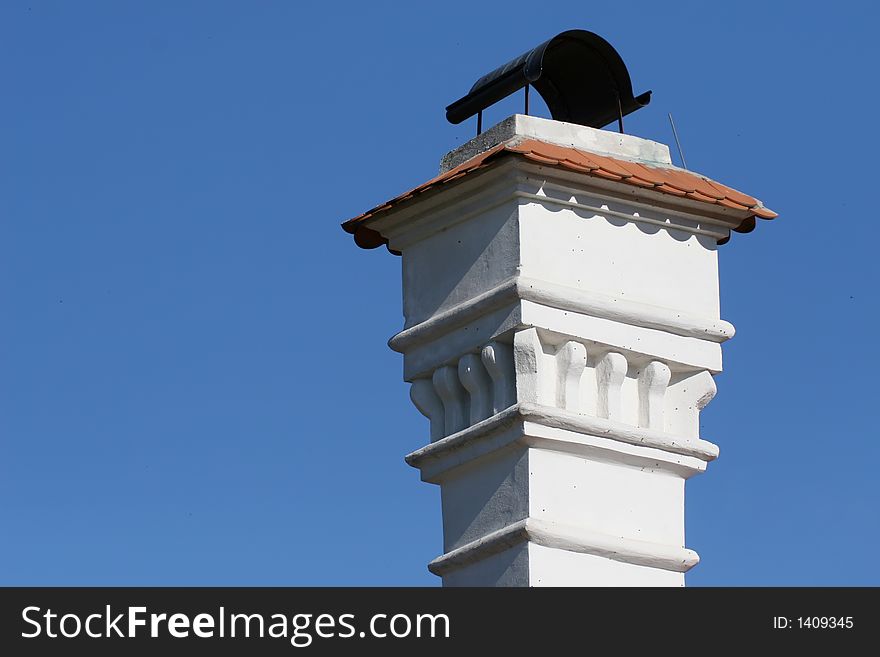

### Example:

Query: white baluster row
xmin=410 ymin=328 xmax=717 ymax=440
xmin=410 ymin=341 xmax=515 ymax=441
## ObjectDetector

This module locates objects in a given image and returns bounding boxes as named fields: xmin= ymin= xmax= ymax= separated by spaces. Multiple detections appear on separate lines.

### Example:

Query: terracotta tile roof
xmin=342 ymin=139 xmax=777 ymax=251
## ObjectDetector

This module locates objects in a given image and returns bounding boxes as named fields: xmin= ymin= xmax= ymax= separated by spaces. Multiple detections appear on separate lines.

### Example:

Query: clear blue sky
xmin=2 ymin=1 xmax=877 ymax=586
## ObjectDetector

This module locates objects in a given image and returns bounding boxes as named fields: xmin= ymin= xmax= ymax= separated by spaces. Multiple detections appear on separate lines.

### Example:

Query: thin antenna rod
xmin=616 ymin=92 xmax=624 ymax=133
xmin=477 ymin=110 xmax=482 ymax=135
xmin=524 ymin=83 xmax=530 ymax=115
xmin=668 ymin=112 xmax=688 ymax=169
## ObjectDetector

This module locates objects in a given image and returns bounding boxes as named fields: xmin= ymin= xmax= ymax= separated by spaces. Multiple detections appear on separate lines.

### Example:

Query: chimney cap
xmin=342 ymin=136 xmax=777 ymax=252
xmin=445 ymin=29 xmax=651 ymax=130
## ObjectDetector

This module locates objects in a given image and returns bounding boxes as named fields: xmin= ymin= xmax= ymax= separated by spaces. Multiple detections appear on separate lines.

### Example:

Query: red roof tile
xmin=342 ymin=139 xmax=776 ymax=251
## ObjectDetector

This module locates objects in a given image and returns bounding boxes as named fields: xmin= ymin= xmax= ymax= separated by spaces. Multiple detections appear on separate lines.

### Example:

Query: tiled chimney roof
xmin=342 ymin=139 xmax=777 ymax=251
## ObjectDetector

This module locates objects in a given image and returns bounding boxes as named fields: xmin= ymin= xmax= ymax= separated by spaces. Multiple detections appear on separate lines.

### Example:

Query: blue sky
xmin=2 ymin=1 xmax=877 ymax=586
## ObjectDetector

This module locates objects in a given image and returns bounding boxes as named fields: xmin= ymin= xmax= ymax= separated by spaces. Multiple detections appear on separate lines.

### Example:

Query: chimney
xmin=342 ymin=30 xmax=776 ymax=586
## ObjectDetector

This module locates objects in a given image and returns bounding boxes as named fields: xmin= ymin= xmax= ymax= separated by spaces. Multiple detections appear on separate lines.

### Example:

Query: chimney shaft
xmin=343 ymin=114 xmax=775 ymax=586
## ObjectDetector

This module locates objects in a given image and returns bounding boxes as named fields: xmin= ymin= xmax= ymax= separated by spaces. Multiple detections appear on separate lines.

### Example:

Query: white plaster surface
xmin=528 ymin=448 xmax=684 ymax=548
xmin=517 ymin=192 xmax=722 ymax=318
xmin=400 ymin=200 xmax=520 ymax=328
xmin=439 ymin=448 xmax=529 ymax=552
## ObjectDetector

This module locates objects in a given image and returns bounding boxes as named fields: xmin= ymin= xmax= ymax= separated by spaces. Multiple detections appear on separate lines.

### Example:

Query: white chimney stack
xmin=343 ymin=39 xmax=775 ymax=587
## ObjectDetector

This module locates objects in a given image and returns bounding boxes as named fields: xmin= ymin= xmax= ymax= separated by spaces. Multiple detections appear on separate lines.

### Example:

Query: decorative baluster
xmin=556 ymin=341 xmax=587 ymax=412
xmin=433 ymin=365 xmax=469 ymax=436
xmin=638 ymin=361 xmax=672 ymax=430
xmin=481 ymin=341 xmax=515 ymax=414
xmin=458 ymin=353 xmax=492 ymax=424
xmin=596 ymin=351 xmax=627 ymax=420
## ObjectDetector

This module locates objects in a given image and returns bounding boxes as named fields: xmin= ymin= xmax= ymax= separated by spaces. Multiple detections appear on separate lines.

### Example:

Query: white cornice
xmin=406 ymin=403 xmax=718 ymax=482
xmin=428 ymin=517 xmax=700 ymax=576
xmin=390 ymin=274 xmax=734 ymax=353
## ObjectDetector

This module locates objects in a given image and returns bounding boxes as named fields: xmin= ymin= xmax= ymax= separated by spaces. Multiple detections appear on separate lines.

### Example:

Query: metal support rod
xmin=616 ymin=92 xmax=624 ymax=134
xmin=524 ymin=84 xmax=530 ymax=115
xmin=668 ymin=113 xmax=688 ymax=169
xmin=477 ymin=110 xmax=482 ymax=135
